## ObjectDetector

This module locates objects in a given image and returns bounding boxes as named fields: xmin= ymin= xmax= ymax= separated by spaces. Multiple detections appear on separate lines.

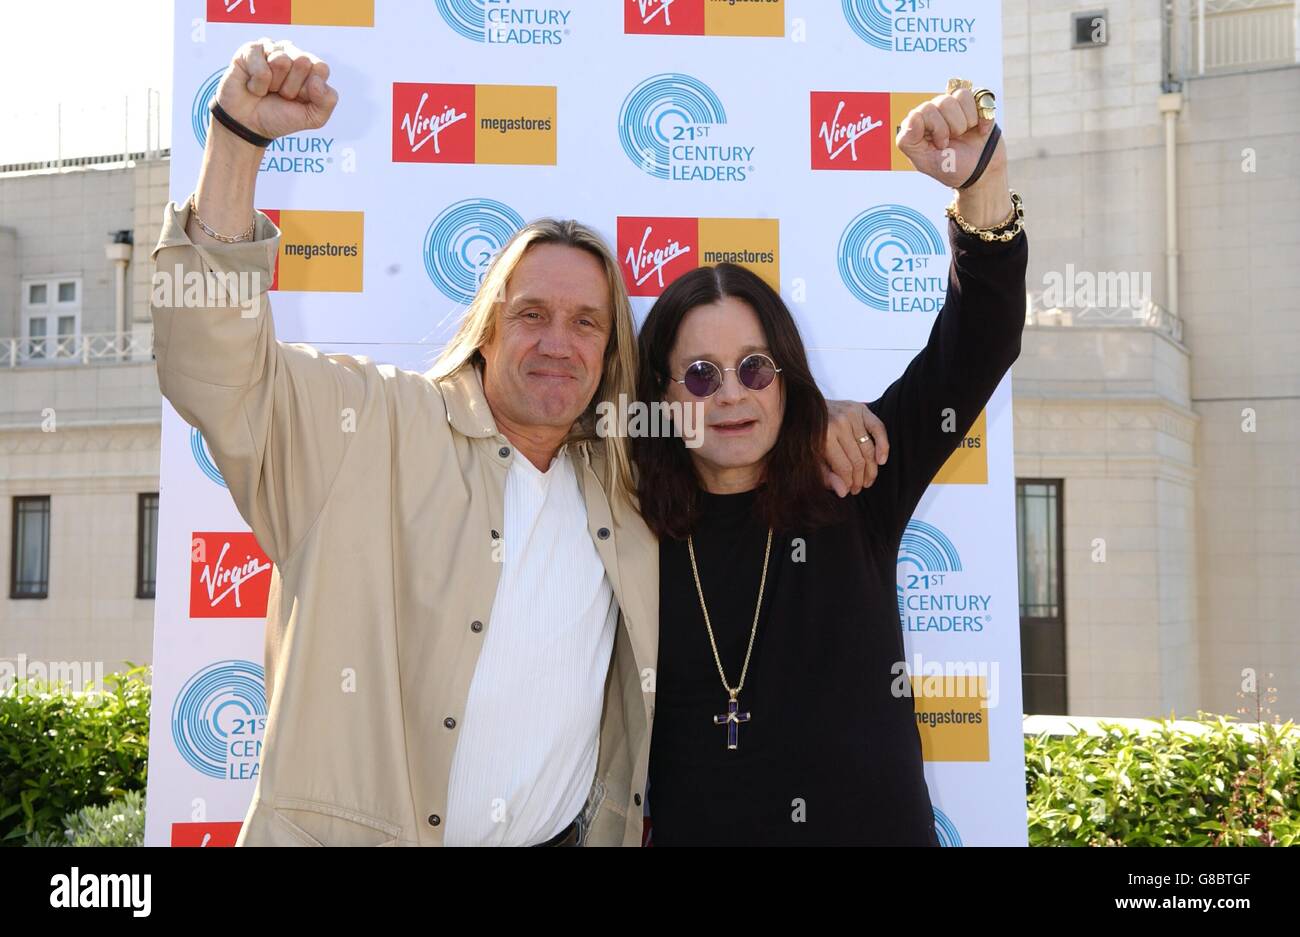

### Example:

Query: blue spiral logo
xmin=933 ymin=806 xmax=962 ymax=846
xmin=842 ymin=0 xmax=893 ymax=50
xmin=191 ymin=69 xmax=224 ymax=149
xmin=618 ymin=73 xmax=727 ymax=180
xmin=838 ymin=204 xmax=944 ymax=310
xmin=423 ymin=198 xmax=526 ymax=304
xmin=170 ymin=660 xmax=266 ymax=780
xmin=435 ymin=0 xmax=488 ymax=41
xmin=899 ymin=519 xmax=963 ymax=573
xmin=897 ymin=519 xmax=963 ymax=619
xmin=191 ymin=427 xmax=226 ymax=488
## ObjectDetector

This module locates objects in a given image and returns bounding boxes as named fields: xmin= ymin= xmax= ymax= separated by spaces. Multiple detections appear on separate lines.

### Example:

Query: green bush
xmin=5 ymin=665 xmax=1299 ymax=847
xmin=0 ymin=666 xmax=150 ymax=846
xmin=1026 ymin=714 xmax=1300 ymax=846
xmin=26 ymin=790 xmax=145 ymax=847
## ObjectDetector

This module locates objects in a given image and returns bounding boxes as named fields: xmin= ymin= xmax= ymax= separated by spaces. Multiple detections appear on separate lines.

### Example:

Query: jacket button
xmin=470 ymin=620 xmax=483 ymax=633
xmin=634 ymin=793 xmax=642 ymax=806
xmin=597 ymin=527 xmax=610 ymax=540
xmin=427 ymin=814 xmax=441 ymax=827
xmin=444 ymin=717 xmax=456 ymax=729
xmin=498 ymin=446 xmax=510 ymax=458
xmin=490 ymin=529 xmax=500 ymax=541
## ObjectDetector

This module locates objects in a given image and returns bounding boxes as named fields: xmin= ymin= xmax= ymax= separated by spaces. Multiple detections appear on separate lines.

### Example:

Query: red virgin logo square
xmin=618 ymin=217 xmax=699 ymax=297
xmin=810 ymin=91 xmax=891 ymax=170
xmin=189 ymin=532 xmax=272 ymax=618
xmin=393 ymin=83 xmax=475 ymax=163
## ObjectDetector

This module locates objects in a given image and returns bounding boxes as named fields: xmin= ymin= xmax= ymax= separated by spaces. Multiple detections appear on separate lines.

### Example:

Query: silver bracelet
xmin=188 ymin=192 xmax=256 ymax=243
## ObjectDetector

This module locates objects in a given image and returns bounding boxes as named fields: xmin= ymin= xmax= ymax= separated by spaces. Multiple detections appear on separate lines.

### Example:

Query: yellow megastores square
xmin=474 ymin=85 xmax=558 ymax=165
xmin=698 ymin=218 xmax=780 ymax=293
xmin=277 ymin=210 xmax=364 ymax=293
xmin=933 ymin=408 xmax=988 ymax=484
xmin=912 ymin=675 xmax=990 ymax=762
xmin=889 ymin=91 xmax=936 ymax=171
xmin=291 ymin=0 xmax=375 ymax=27
xmin=705 ymin=0 xmax=785 ymax=36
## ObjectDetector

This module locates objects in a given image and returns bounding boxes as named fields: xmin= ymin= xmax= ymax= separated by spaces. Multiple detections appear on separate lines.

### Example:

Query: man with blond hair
xmin=154 ymin=37 xmax=886 ymax=846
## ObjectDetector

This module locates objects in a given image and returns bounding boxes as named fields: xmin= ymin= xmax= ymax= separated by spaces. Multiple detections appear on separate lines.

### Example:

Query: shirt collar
xmin=511 ymin=442 xmax=570 ymax=479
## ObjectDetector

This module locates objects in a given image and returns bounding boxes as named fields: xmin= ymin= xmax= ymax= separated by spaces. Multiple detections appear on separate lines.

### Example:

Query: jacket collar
xmin=429 ymin=360 xmax=597 ymax=466
xmin=430 ymin=360 xmax=498 ymax=439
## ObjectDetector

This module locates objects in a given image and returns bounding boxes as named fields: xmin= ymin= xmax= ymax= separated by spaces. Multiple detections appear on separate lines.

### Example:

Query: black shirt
xmin=647 ymin=218 xmax=1028 ymax=845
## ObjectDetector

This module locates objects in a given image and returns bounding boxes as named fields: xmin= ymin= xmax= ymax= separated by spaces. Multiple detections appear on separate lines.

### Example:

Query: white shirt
xmin=444 ymin=444 xmax=618 ymax=846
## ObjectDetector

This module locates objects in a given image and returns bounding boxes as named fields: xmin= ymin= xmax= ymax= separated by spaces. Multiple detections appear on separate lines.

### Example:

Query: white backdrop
xmin=145 ymin=0 xmax=1026 ymax=847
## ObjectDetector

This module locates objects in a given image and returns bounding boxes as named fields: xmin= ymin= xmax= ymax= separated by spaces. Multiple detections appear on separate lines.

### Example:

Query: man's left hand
xmin=897 ymin=86 xmax=1014 ymax=231
xmin=823 ymin=400 xmax=889 ymax=497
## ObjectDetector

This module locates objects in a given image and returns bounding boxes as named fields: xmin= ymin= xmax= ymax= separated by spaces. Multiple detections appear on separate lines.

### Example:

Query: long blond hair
xmin=428 ymin=218 xmax=638 ymax=505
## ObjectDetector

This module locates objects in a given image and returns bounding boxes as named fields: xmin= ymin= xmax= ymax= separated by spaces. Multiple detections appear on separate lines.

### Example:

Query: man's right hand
xmin=185 ymin=39 xmax=338 ymax=245
xmin=218 ymin=38 xmax=338 ymax=143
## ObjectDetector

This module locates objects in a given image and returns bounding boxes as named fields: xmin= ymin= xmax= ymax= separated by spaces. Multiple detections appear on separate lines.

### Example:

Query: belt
xmin=533 ymin=814 xmax=583 ymax=847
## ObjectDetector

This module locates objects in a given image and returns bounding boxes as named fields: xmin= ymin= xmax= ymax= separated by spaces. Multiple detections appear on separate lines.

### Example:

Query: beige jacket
xmin=151 ymin=199 xmax=658 ymax=846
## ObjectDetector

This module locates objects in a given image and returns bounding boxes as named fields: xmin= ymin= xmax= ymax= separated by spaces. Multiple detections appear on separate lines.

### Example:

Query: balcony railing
xmin=1025 ymin=292 xmax=1185 ymax=345
xmin=1174 ymin=0 xmax=1299 ymax=78
xmin=2 ymin=330 xmax=153 ymax=368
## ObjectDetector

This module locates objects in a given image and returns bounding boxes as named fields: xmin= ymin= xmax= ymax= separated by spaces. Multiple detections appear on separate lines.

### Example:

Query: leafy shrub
xmin=0 ymin=666 xmax=150 ymax=846
xmin=26 ymin=790 xmax=145 ymax=847
xmin=1026 ymin=714 xmax=1299 ymax=846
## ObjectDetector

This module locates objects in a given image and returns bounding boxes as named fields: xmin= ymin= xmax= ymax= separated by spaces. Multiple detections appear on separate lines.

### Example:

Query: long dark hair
xmin=634 ymin=262 xmax=837 ymax=540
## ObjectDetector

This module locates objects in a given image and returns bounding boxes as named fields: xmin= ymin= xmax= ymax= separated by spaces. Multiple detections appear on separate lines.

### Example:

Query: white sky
xmin=0 ymin=0 xmax=175 ymax=164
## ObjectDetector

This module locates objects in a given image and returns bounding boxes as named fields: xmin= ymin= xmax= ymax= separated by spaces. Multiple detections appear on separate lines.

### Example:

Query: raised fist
xmin=214 ymin=38 xmax=338 ymax=144
xmin=895 ymin=87 xmax=1005 ymax=189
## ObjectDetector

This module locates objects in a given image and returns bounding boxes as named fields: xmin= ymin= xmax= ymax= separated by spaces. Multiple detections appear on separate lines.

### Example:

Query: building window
xmin=11 ymin=496 xmax=51 ymax=599
xmin=1016 ymin=480 xmax=1066 ymax=714
xmin=21 ymin=276 xmax=81 ymax=361
xmin=137 ymin=493 xmax=159 ymax=599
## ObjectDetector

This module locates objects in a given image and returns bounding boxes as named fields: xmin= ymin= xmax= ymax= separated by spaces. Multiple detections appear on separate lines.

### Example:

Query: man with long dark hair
xmin=633 ymin=84 xmax=1028 ymax=845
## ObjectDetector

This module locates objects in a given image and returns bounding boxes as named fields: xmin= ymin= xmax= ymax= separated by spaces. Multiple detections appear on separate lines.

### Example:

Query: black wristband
xmin=959 ymin=122 xmax=1001 ymax=190
xmin=209 ymin=100 xmax=275 ymax=149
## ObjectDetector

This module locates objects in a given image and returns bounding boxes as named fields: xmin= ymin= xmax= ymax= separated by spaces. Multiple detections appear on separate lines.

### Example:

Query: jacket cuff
xmin=151 ymin=197 xmax=280 ymax=283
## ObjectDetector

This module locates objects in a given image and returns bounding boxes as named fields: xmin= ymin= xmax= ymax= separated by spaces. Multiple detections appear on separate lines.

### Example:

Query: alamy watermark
xmin=0 ymin=654 xmax=107 ymax=703
xmin=595 ymin=394 xmax=705 ymax=448
xmin=891 ymin=653 xmax=1000 ymax=709
xmin=151 ymin=266 xmax=264 ymax=317
xmin=1041 ymin=264 xmax=1152 ymax=311
xmin=49 ymin=867 xmax=151 ymax=917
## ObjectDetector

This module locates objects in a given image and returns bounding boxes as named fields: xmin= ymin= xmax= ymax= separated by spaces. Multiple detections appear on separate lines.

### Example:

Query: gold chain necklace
xmin=686 ymin=526 xmax=773 ymax=750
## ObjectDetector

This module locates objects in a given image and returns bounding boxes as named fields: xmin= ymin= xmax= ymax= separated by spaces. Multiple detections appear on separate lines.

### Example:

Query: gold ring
xmin=974 ymin=88 xmax=997 ymax=120
xmin=857 ymin=434 xmax=871 ymax=445
xmin=946 ymin=77 xmax=973 ymax=94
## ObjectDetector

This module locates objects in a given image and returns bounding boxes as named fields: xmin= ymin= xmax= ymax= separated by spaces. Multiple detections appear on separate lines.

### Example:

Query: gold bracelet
xmin=188 ymin=192 xmax=256 ymax=243
xmin=945 ymin=189 xmax=1025 ymax=243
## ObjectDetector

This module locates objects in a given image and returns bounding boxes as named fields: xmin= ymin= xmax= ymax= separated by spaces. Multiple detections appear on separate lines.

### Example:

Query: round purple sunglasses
xmin=671 ymin=353 xmax=782 ymax=398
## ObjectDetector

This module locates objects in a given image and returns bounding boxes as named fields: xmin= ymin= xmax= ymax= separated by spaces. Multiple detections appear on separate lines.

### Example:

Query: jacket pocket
xmin=269 ymin=796 xmax=402 ymax=847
